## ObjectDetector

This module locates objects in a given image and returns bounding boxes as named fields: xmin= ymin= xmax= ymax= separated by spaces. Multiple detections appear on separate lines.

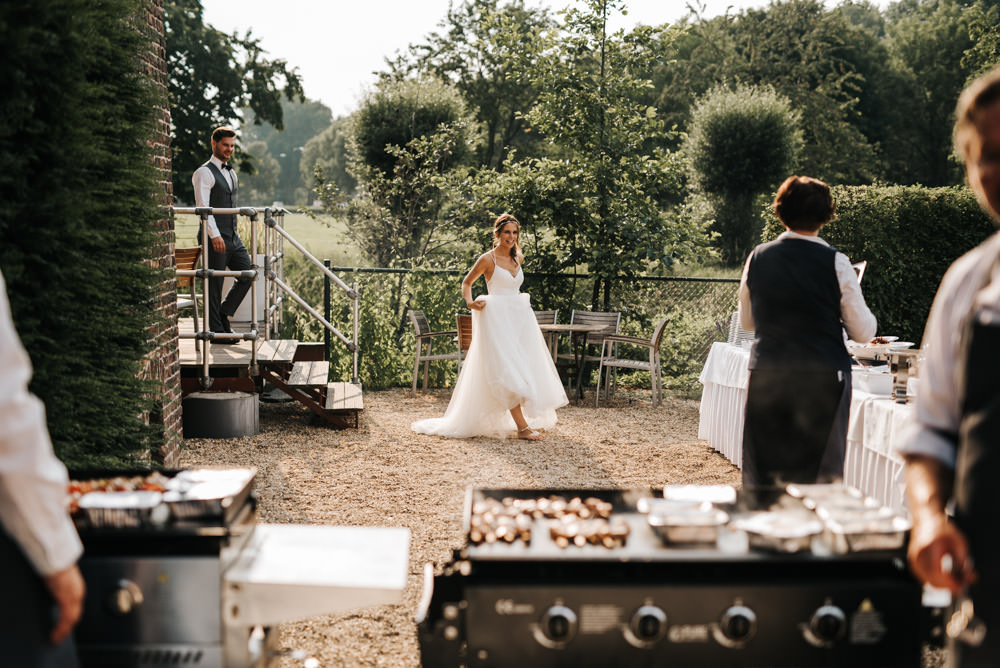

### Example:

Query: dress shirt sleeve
xmin=835 ymin=252 xmax=877 ymax=342
xmin=738 ymin=254 xmax=754 ymax=331
xmin=0 ymin=274 xmax=82 ymax=576
xmin=192 ymin=166 xmax=220 ymax=239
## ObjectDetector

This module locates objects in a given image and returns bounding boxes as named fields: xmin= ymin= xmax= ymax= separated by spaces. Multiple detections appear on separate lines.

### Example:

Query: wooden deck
xmin=178 ymin=319 xmax=293 ymax=368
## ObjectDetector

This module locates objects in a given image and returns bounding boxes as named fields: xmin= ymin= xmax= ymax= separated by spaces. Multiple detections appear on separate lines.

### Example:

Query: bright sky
xmin=201 ymin=0 xmax=890 ymax=118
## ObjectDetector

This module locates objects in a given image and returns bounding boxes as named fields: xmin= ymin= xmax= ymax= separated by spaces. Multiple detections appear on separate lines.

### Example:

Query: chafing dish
xmin=647 ymin=506 xmax=729 ymax=546
xmin=77 ymin=491 xmax=168 ymax=529
xmin=826 ymin=514 xmax=912 ymax=553
xmin=735 ymin=511 xmax=824 ymax=553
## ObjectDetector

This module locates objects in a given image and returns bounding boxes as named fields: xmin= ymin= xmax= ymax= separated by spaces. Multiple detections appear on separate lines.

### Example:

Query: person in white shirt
xmin=0 ymin=269 xmax=85 ymax=666
xmin=191 ymin=126 xmax=252 ymax=341
xmin=738 ymin=176 xmax=877 ymax=487
xmin=899 ymin=66 xmax=1000 ymax=666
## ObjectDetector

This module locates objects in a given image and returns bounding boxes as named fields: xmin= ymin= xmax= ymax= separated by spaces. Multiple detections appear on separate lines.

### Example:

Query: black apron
xmin=0 ymin=527 xmax=78 ymax=667
xmin=952 ymin=284 xmax=1000 ymax=665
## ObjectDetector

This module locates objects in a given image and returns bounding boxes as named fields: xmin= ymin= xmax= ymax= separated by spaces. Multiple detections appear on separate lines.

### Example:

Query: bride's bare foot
xmin=517 ymin=426 xmax=544 ymax=441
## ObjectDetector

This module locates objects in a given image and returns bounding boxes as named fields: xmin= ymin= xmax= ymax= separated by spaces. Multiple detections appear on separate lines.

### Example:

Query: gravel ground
xmin=179 ymin=387 xmax=943 ymax=668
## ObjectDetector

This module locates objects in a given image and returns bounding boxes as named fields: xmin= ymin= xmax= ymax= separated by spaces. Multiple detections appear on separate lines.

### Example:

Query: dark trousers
xmin=741 ymin=367 xmax=849 ymax=487
xmin=203 ymin=224 xmax=253 ymax=333
xmin=0 ymin=529 xmax=79 ymax=667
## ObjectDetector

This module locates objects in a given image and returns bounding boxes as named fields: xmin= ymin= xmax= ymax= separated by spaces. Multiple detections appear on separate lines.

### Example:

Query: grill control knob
xmin=108 ymin=579 xmax=144 ymax=615
xmin=534 ymin=605 xmax=578 ymax=648
xmin=714 ymin=605 xmax=757 ymax=647
xmin=625 ymin=605 xmax=668 ymax=648
xmin=806 ymin=605 xmax=847 ymax=647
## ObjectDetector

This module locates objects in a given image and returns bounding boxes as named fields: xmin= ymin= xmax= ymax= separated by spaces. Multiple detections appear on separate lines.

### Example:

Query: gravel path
xmin=179 ymin=387 xmax=738 ymax=666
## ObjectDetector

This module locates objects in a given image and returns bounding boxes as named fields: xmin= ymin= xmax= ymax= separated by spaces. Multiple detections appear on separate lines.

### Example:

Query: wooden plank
xmin=274 ymin=339 xmax=298 ymax=363
xmin=325 ymin=382 xmax=364 ymax=411
xmin=257 ymin=340 xmax=281 ymax=362
xmin=288 ymin=361 xmax=328 ymax=386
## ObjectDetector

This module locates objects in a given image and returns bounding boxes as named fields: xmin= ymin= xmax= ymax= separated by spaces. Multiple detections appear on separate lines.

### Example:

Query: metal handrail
xmin=173 ymin=205 xmax=360 ymax=387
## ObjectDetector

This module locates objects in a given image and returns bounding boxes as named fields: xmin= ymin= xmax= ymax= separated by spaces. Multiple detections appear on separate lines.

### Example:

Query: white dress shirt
xmin=0 ymin=271 xmax=82 ymax=576
xmin=898 ymin=231 xmax=1000 ymax=468
xmin=192 ymin=155 xmax=238 ymax=240
xmin=738 ymin=230 xmax=877 ymax=343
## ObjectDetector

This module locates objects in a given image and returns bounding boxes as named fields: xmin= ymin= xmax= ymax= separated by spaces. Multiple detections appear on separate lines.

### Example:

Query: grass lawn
xmin=174 ymin=211 xmax=361 ymax=266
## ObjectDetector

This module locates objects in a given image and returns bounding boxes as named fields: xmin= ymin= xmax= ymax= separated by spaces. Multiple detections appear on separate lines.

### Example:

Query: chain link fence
xmin=281 ymin=259 xmax=739 ymax=398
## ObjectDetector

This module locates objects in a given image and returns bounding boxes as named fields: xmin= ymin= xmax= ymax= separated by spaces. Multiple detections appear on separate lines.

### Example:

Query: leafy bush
xmin=761 ymin=185 xmax=996 ymax=342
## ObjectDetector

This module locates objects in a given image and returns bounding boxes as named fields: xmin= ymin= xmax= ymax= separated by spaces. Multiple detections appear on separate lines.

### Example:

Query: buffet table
xmin=698 ymin=342 xmax=911 ymax=513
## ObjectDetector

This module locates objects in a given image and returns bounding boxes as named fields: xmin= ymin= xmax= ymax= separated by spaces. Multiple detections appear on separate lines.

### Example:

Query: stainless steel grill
xmin=71 ymin=468 xmax=409 ymax=668
xmin=418 ymin=486 xmax=941 ymax=668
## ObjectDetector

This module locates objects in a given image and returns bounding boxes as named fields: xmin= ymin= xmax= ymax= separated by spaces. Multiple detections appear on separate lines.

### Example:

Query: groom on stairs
xmin=191 ymin=126 xmax=252 ymax=343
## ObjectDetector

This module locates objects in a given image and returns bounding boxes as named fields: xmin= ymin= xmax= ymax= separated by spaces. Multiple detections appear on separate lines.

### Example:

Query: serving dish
xmin=734 ymin=511 xmax=824 ymax=553
xmin=647 ymin=507 xmax=729 ymax=546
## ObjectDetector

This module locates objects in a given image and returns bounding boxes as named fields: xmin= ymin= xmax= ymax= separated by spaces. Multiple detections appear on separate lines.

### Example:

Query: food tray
xmin=826 ymin=515 xmax=911 ymax=553
xmin=735 ymin=511 xmax=823 ymax=554
xmin=77 ymin=491 xmax=167 ymax=529
xmin=647 ymin=508 xmax=728 ymax=546
xmin=162 ymin=467 xmax=257 ymax=520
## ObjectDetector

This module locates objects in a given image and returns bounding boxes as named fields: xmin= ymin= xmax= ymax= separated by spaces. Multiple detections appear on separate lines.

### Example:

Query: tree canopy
xmin=165 ymin=0 xmax=304 ymax=203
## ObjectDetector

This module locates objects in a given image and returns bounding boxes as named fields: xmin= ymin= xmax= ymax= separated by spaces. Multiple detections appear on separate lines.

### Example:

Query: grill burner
xmin=418 ymin=487 xmax=941 ymax=667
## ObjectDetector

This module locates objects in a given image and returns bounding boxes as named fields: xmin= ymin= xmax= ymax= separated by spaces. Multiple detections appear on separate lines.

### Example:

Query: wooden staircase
xmin=178 ymin=329 xmax=363 ymax=429
xmin=257 ymin=339 xmax=363 ymax=428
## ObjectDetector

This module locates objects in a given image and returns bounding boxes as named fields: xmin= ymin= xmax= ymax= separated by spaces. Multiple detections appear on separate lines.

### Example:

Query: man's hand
xmin=211 ymin=235 xmax=226 ymax=253
xmin=908 ymin=509 xmax=976 ymax=592
xmin=44 ymin=564 xmax=85 ymax=645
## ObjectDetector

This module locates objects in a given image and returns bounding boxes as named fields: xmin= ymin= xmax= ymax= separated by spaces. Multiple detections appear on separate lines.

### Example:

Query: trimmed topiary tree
xmin=685 ymin=84 xmax=803 ymax=265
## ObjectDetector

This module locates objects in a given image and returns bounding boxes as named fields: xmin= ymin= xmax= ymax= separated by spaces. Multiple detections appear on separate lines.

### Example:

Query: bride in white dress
xmin=411 ymin=214 xmax=568 ymax=440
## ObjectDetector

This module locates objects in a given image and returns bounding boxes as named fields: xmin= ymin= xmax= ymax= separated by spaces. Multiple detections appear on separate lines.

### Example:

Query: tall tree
xmin=241 ymin=97 xmax=333 ymax=204
xmin=524 ymin=0 xmax=709 ymax=308
xmin=384 ymin=0 xmax=553 ymax=169
xmin=301 ymin=116 xmax=357 ymax=198
xmin=883 ymin=0 xmax=976 ymax=185
xmin=164 ymin=0 xmax=304 ymax=203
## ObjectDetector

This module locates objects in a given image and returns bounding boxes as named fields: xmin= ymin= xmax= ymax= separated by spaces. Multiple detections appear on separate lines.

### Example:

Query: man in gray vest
xmin=191 ymin=126 xmax=252 ymax=341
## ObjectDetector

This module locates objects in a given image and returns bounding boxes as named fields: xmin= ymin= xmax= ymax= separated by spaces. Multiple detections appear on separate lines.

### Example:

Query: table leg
xmin=574 ymin=333 xmax=589 ymax=402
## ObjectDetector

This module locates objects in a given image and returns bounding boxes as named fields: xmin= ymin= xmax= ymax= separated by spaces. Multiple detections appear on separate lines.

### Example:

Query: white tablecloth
xmin=698 ymin=342 xmax=910 ymax=514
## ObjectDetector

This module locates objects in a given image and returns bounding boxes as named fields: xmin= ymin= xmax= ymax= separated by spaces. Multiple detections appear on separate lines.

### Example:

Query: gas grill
xmin=71 ymin=468 xmax=410 ymax=668
xmin=417 ymin=486 xmax=942 ymax=668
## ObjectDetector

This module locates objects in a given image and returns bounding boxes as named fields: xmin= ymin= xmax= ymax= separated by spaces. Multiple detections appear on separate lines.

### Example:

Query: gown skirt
xmin=412 ymin=269 xmax=568 ymax=438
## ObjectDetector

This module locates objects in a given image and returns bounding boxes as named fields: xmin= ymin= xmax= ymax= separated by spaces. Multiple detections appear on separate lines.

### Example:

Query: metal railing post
xmin=353 ymin=281 xmax=360 ymax=384
xmin=324 ymin=259 xmax=331 ymax=364
xmin=198 ymin=210 xmax=212 ymax=389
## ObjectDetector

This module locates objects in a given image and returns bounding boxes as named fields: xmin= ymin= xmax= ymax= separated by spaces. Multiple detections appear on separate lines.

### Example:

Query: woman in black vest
xmin=738 ymin=176 xmax=876 ymax=487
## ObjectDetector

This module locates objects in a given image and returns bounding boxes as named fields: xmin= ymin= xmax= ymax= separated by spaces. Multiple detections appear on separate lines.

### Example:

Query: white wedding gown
xmin=411 ymin=260 xmax=568 ymax=438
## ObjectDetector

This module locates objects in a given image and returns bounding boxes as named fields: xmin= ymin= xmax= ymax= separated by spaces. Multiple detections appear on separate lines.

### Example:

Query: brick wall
xmin=140 ymin=0 xmax=183 ymax=466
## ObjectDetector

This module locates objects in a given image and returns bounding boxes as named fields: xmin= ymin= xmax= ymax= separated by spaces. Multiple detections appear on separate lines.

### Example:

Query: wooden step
xmin=325 ymin=382 xmax=363 ymax=411
xmin=257 ymin=339 xmax=298 ymax=364
xmin=287 ymin=360 xmax=329 ymax=386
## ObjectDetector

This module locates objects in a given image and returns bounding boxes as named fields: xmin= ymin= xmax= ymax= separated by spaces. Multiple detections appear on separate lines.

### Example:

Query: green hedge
xmin=762 ymin=185 xmax=996 ymax=343
xmin=0 ymin=0 xmax=163 ymax=466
